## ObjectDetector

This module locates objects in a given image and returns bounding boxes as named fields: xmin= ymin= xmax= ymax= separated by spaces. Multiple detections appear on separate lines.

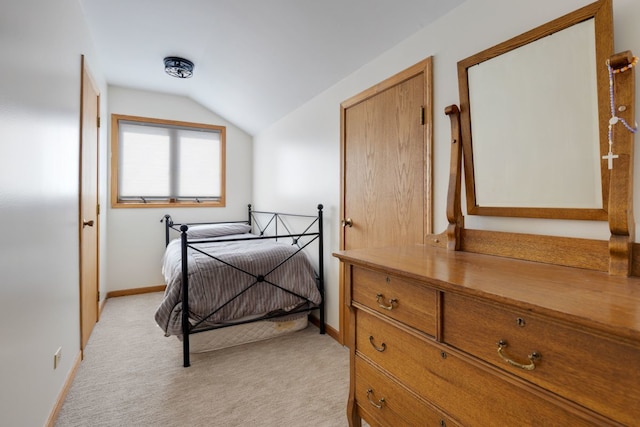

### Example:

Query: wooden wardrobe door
xmin=339 ymin=57 xmax=433 ymax=344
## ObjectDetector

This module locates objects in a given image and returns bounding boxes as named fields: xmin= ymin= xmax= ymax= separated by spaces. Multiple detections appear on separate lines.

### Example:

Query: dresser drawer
xmin=442 ymin=292 xmax=640 ymax=426
xmin=355 ymin=355 xmax=456 ymax=427
xmin=351 ymin=266 xmax=437 ymax=336
xmin=357 ymin=307 xmax=610 ymax=426
xmin=356 ymin=307 xmax=433 ymax=385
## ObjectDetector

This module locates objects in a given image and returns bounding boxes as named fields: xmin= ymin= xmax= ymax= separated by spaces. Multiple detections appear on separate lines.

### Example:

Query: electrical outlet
xmin=53 ymin=347 xmax=62 ymax=370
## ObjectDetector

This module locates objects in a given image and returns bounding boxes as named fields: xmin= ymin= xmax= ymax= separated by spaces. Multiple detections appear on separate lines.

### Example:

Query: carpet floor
xmin=56 ymin=292 xmax=350 ymax=426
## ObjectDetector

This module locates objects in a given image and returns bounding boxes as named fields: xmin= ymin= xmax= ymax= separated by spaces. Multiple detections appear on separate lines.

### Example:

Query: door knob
xmin=83 ymin=219 xmax=94 ymax=228
xmin=341 ymin=218 xmax=353 ymax=228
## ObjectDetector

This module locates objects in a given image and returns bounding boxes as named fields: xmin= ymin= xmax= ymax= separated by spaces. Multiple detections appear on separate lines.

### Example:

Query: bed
xmin=155 ymin=204 xmax=325 ymax=366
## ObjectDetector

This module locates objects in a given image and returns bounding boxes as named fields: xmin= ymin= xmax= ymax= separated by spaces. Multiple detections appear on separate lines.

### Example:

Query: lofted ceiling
xmin=80 ymin=0 xmax=464 ymax=136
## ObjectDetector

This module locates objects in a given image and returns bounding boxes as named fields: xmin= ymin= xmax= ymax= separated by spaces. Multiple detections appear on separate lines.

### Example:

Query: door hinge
xmin=97 ymin=291 xmax=100 ymax=302
xmin=96 ymin=204 xmax=100 ymax=216
xmin=420 ymin=106 xmax=425 ymax=125
xmin=97 ymin=116 xmax=101 ymax=128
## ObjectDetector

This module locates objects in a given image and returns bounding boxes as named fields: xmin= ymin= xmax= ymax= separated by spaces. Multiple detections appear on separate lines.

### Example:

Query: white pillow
xmin=186 ymin=223 xmax=251 ymax=239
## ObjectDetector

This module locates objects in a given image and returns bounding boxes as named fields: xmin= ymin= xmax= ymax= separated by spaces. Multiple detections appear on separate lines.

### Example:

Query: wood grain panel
xmin=461 ymin=228 xmax=609 ymax=271
xmin=355 ymin=306 xmax=610 ymax=426
xmin=343 ymin=74 xmax=425 ymax=249
xmin=354 ymin=356 xmax=456 ymax=427
xmin=442 ymin=292 xmax=640 ymax=426
xmin=352 ymin=266 xmax=437 ymax=336
xmin=340 ymin=57 xmax=433 ymax=345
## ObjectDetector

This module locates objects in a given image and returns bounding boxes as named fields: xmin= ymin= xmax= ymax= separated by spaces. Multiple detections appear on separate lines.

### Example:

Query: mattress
xmin=184 ymin=316 xmax=309 ymax=353
xmin=155 ymin=233 xmax=321 ymax=336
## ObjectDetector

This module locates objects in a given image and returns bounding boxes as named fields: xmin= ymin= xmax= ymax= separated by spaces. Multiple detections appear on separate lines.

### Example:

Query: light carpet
xmin=56 ymin=292 xmax=350 ymax=427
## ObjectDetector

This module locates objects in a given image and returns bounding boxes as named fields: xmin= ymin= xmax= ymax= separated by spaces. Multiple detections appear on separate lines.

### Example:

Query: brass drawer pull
xmin=376 ymin=293 xmax=398 ymax=310
xmin=369 ymin=335 xmax=387 ymax=352
xmin=366 ymin=388 xmax=385 ymax=409
xmin=497 ymin=340 xmax=541 ymax=371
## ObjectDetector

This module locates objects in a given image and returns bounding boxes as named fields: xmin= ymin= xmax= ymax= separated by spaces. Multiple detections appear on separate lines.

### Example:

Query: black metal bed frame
xmin=162 ymin=204 xmax=325 ymax=367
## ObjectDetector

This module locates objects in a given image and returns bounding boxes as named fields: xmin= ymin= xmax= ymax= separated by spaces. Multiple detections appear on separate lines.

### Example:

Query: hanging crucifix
xmin=602 ymin=149 xmax=618 ymax=169
xmin=603 ymin=116 xmax=619 ymax=170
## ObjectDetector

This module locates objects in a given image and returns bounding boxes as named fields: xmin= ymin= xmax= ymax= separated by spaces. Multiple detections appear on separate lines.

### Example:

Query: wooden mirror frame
xmin=457 ymin=0 xmax=613 ymax=220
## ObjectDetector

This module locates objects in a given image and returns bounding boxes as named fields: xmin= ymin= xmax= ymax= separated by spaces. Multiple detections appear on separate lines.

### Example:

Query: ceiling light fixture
xmin=164 ymin=56 xmax=194 ymax=78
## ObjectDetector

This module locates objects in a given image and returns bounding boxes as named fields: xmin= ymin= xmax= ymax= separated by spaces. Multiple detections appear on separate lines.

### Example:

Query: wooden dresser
xmin=334 ymin=244 xmax=640 ymax=426
xmin=334 ymin=5 xmax=639 ymax=424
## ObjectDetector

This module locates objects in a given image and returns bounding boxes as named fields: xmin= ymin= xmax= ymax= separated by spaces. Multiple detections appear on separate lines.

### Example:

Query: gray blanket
xmin=155 ymin=235 xmax=321 ymax=336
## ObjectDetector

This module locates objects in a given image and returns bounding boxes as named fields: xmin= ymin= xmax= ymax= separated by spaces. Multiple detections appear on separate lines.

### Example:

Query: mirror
xmin=458 ymin=0 xmax=613 ymax=220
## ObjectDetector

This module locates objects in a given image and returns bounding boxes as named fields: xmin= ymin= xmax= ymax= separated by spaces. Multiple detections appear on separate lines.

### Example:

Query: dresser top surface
xmin=334 ymin=245 xmax=640 ymax=343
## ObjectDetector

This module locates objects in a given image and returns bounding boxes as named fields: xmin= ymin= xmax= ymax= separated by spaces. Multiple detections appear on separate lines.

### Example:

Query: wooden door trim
xmin=338 ymin=57 xmax=433 ymax=344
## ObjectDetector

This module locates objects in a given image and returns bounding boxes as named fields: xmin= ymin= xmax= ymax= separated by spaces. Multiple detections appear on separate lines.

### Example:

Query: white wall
xmin=0 ymin=0 xmax=108 ymax=425
xmin=106 ymin=86 xmax=253 ymax=292
xmin=253 ymin=0 xmax=640 ymax=332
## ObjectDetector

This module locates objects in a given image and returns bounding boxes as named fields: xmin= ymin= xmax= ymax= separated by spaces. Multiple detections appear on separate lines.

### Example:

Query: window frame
xmin=110 ymin=114 xmax=226 ymax=208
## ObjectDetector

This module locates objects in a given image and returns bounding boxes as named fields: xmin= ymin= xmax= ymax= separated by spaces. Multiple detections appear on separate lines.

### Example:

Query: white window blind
xmin=176 ymin=129 xmax=221 ymax=198
xmin=117 ymin=120 xmax=222 ymax=203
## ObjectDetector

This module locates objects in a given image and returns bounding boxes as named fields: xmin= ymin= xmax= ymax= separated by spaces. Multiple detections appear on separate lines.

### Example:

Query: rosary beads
xmin=603 ymin=56 xmax=638 ymax=169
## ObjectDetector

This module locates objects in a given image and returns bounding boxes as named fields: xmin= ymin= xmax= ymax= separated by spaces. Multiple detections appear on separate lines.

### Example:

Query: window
xmin=111 ymin=114 xmax=226 ymax=208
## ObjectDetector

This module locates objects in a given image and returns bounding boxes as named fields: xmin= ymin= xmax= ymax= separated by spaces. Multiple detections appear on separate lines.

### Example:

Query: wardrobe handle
xmin=83 ymin=219 xmax=94 ymax=228
xmin=366 ymin=388 xmax=385 ymax=409
xmin=376 ymin=293 xmax=397 ymax=310
xmin=369 ymin=335 xmax=387 ymax=352
xmin=497 ymin=340 xmax=541 ymax=371
xmin=341 ymin=218 xmax=353 ymax=227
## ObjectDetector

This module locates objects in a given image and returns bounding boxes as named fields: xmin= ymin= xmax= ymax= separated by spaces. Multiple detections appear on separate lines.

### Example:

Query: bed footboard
xmin=160 ymin=204 xmax=325 ymax=367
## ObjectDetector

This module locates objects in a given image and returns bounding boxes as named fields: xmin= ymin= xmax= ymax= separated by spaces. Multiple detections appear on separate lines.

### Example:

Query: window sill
xmin=111 ymin=200 xmax=225 ymax=209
